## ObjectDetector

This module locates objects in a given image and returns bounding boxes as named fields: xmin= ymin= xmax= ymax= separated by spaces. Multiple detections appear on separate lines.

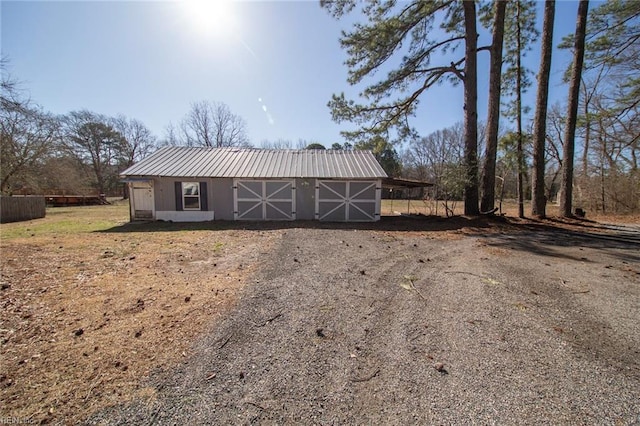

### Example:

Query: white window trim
xmin=182 ymin=182 xmax=201 ymax=211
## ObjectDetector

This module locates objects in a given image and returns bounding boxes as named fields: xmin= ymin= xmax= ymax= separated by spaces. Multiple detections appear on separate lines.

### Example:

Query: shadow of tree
xmin=474 ymin=218 xmax=640 ymax=264
xmin=97 ymin=215 xmax=640 ymax=263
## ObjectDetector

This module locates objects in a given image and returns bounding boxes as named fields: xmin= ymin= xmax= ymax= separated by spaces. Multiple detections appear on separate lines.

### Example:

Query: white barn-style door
xmin=316 ymin=180 xmax=381 ymax=221
xmin=234 ymin=180 xmax=295 ymax=220
xmin=130 ymin=181 xmax=154 ymax=220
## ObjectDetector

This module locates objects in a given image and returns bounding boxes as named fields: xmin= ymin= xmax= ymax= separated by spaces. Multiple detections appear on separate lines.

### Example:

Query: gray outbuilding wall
xmin=148 ymin=177 xmax=380 ymax=221
xmin=153 ymin=177 xmax=235 ymax=220
xmin=152 ymin=177 xmax=322 ymax=221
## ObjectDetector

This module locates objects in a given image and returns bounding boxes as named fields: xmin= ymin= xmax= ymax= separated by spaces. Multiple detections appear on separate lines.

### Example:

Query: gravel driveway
xmin=89 ymin=219 xmax=640 ymax=425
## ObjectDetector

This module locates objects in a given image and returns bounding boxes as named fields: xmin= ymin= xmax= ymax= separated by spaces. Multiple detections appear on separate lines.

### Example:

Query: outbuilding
xmin=121 ymin=146 xmax=388 ymax=222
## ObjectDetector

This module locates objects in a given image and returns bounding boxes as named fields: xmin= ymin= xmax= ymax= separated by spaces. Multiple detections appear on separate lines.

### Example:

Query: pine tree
xmin=321 ymin=0 xmax=481 ymax=215
xmin=488 ymin=0 xmax=538 ymax=218
xmin=531 ymin=0 xmax=556 ymax=218
xmin=480 ymin=0 xmax=507 ymax=214
xmin=559 ymin=0 xmax=589 ymax=217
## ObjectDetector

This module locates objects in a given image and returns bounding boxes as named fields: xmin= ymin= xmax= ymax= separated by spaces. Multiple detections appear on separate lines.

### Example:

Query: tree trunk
xmin=1 ymin=175 xmax=12 ymax=194
xmin=515 ymin=0 xmax=525 ymax=219
xmin=480 ymin=0 xmax=507 ymax=214
xmin=559 ymin=0 xmax=589 ymax=217
xmin=92 ymin=156 xmax=106 ymax=195
xmin=581 ymin=81 xmax=591 ymax=177
xmin=463 ymin=0 xmax=479 ymax=216
xmin=600 ymin=161 xmax=606 ymax=214
xmin=531 ymin=0 xmax=555 ymax=218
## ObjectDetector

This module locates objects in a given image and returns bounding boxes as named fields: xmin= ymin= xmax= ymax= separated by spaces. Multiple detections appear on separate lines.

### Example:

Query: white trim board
xmin=156 ymin=211 xmax=214 ymax=222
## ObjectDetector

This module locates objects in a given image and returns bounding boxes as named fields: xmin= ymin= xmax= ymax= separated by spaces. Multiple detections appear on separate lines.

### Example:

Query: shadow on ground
xmin=97 ymin=215 xmax=494 ymax=234
xmin=473 ymin=218 xmax=640 ymax=264
xmin=99 ymin=215 xmax=640 ymax=263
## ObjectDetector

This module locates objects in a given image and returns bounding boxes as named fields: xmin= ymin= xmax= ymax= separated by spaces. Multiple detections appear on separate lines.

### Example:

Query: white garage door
xmin=234 ymin=180 xmax=295 ymax=220
xmin=316 ymin=180 xmax=381 ymax=222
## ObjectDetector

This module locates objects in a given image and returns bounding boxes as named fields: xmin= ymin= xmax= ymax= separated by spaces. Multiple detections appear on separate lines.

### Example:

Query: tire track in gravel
xmin=87 ymin=226 xmax=640 ymax=425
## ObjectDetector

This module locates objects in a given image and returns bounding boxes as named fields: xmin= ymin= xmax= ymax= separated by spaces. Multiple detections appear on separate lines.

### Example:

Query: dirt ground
xmin=0 ymin=204 xmax=281 ymax=424
xmin=2 ymin=204 xmax=639 ymax=424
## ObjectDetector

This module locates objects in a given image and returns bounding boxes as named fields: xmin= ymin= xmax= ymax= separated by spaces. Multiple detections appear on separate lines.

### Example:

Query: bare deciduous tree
xmin=261 ymin=139 xmax=294 ymax=149
xmin=1 ymin=63 xmax=60 ymax=194
xmin=544 ymin=102 xmax=566 ymax=202
xmin=178 ymin=101 xmax=250 ymax=148
xmin=113 ymin=115 xmax=157 ymax=167
xmin=403 ymin=123 xmax=466 ymax=215
xmin=63 ymin=110 xmax=126 ymax=195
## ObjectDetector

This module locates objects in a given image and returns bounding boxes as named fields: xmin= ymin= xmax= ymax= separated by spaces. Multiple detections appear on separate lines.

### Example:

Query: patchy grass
xmin=380 ymin=198 xmax=563 ymax=217
xmin=382 ymin=198 xmax=639 ymax=222
xmin=1 ymin=203 xmax=130 ymax=240
xmin=0 ymin=203 xmax=280 ymax=424
xmin=1 ymin=200 xmax=636 ymax=424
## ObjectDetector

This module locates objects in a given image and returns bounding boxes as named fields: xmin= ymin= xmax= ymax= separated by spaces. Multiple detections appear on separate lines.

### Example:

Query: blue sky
xmin=2 ymin=1 xmax=584 ymax=148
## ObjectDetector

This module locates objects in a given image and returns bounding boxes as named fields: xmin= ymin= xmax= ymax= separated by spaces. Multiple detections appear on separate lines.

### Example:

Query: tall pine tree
xmin=559 ymin=0 xmax=589 ymax=217
xmin=322 ymin=0 xmax=481 ymax=215
xmin=480 ymin=0 xmax=506 ymax=214
xmin=531 ymin=0 xmax=556 ymax=218
xmin=503 ymin=0 xmax=538 ymax=218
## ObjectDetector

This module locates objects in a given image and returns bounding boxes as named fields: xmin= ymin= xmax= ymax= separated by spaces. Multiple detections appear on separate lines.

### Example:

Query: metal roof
xmin=121 ymin=147 xmax=388 ymax=179
xmin=382 ymin=177 xmax=434 ymax=189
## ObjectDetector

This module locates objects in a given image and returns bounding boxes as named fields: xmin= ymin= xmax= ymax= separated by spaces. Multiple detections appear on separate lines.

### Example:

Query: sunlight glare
xmin=258 ymin=97 xmax=275 ymax=125
xmin=183 ymin=0 xmax=236 ymax=38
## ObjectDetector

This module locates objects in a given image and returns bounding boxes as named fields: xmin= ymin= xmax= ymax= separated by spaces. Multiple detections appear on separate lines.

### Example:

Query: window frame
xmin=181 ymin=182 xmax=201 ymax=211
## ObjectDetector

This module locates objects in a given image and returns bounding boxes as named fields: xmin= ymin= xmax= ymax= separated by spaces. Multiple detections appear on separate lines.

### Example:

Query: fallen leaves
xmin=0 ymin=216 xmax=276 ymax=425
xmin=400 ymin=275 xmax=426 ymax=300
xmin=514 ymin=302 xmax=528 ymax=311
xmin=433 ymin=362 xmax=448 ymax=374
xmin=481 ymin=277 xmax=502 ymax=286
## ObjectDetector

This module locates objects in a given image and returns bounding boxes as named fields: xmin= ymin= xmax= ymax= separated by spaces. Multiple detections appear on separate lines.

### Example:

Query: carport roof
xmin=121 ymin=146 xmax=388 ymax=179
xmin=382 ymin=177 xmax=434 ymax=189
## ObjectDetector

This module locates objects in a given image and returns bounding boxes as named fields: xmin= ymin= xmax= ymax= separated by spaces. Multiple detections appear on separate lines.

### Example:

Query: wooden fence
xmin=0 ymin=196 xmax=46 ymax=223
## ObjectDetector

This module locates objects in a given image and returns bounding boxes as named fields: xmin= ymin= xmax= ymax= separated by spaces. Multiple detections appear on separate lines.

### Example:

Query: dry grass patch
xmin=382 ymin=197 xmax=640 ymax=224
xmin=0 ymin=203 xmax=280 ymax=424
xmin=380 ymin=198 xmax=563 ymax=217
xmin=2 ymin=201 xmax=635 ymax=424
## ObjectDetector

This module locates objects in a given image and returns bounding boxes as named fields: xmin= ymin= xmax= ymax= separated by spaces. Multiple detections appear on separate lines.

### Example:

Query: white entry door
xmin=131 ymin=181 xmax=154 ymax=219
xmin=316 ymin=180 xmax=380 ymax=221
xmin=234 ymin=180 xmax=295 ymax=220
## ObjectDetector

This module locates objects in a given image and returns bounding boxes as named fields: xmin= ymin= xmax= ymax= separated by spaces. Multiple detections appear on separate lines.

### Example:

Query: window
xmin=182 ymin=182 xmax=200 ymax=210
xmin=175 ymin=181 xmax=208 ymax=211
